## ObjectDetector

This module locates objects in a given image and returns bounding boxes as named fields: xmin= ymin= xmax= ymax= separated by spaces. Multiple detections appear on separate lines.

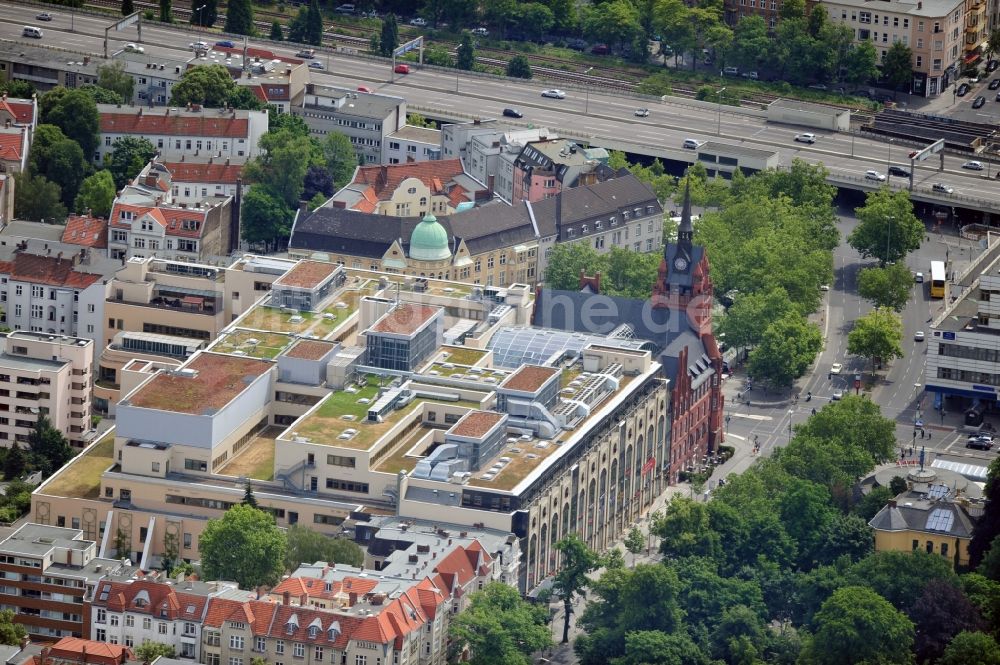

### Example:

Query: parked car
xmin=189 ymin=41 xmax=208 ymax=50
xmin=989 ymin=60 xmax=999 ymax=72
xmin=957 ymin=83 xmax=971 ymax=96
xmin=967 ymin=436 xmax=994 ymax=450
xmin=634 ymin=108 xmax=650 ymax=117
xmin=394 ymin=64 xmax=410 ymax=74
xmin=409 ymin=17 xmax=428 ymax=26
xmin=723 ymin=66 xmax=739 ymax=76
xmin=794 ymin=133 xmax=816 ymax=144
xmin=472 ymin=27 xmax=489 ymax=37
xmin=963 ymin=160 xmax=985 ymax=170
xmin=35 ymin=12 xmax=53 ymax=21
xmin=215 ymin=40 xmax=235 ymax=48
xmin=591 ymin=44 xmax=610 ymax=55
xmin=124 ymin=42 xmax=144 ymax=54
xmin=567 ymin=39 xmax=588 ymax=51
xmin=308 ymin=62 xmax=324 ymax=69
xmin=932 ymin=183 xmax=954 ymax=194
xmin=996 ymin=92 xmax=1000 ymax=101
xmin=973 ymin=95 xmax=987 ymax=108
xmin=888 ymin=165 xmax=910 ymax=177
xmin=335 ymin=3 xmax=355 ymax=13
xmin=502 ymin=108 xmax=523 ymax=118
xmin=865 ymin=169 xmax=886 ymax=181
xmin=541 ymin=89 xmax=566 ymax=99
xmin=914 ymin=331 xmax=925 ymax=341
xmin=296 ymin=49 xmax=315 ymax=58
xmin=989 ymin=78 xmax=1000 ymax=90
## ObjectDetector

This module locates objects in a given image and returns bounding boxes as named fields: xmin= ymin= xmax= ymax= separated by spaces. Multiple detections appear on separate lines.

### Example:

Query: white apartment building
xmin=384 ymin=125 xmax=441 ymax=164
xmin=0 ymin=331 xmax=94 ymax=449
xmin=0 ymin=247 xmax=114 ymax=348
xmin=823 ymin=0 xmax=966 ymax=96
xmin=96 ymin=104 xmax=269 ymax=164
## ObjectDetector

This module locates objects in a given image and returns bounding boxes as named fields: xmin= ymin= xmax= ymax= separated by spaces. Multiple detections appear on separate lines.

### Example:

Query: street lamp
xmin=887 ymin=137 xmax=894 ymax=172
xmin=885 ymin=215 xmax=895 ymax=265
xmin=584 ymin=67 xmax=594 ymax=114
xmin=194 ymin=4 xmax=206 ymax=26
xmin=716 ymin=86 xmax=727 ymax=136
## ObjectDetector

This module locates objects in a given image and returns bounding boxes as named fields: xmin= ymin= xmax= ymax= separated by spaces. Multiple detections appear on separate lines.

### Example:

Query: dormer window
xmin=610 ymin=216 xmax=617 ymax=226
xmin=595 ymin=221 xmax=603 ymax=230
xmin=622 ymin=210 xmax=630 ymax=220
xmin=286 ymin=614 xmax=299 ymax=634
xmin=581 ymin=225 xmax=588 ymax=234
xmin=308 ymin=626 xmax=318 ymax=638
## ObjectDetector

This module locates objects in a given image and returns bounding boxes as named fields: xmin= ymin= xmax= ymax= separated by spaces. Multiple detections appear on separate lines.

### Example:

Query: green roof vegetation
xmin=42 ymin=434 xmax=114 ymax=499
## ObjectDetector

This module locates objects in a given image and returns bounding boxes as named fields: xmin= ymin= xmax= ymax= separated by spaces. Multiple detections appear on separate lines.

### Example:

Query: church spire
xmin=678 ymin=179 xmax=693 ymax=246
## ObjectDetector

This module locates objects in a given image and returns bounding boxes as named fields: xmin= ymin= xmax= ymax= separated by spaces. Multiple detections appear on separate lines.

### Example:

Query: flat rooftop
xmin=449 ymin=410 xmax=505 ymax=438
xmin=501 ymin=365 xmax=559 ymax=392
xmin=124 ymin=352 xmax=272 ymax=414
xmin=274 ymin=260 xmax=340 ymax=289
xmin=40 ymin=434 xmax=114 ymax=500
xmin=0 ymin=524 xmax=93 ymax=557
xmin=284 ymin=339 xmax=336 ymax=360
xmin=371 ymin=304 xmax=440 ymax=336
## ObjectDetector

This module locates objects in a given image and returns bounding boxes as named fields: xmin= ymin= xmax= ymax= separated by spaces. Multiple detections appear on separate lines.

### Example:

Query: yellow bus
xmin=930 ymin=260 xmax=946 ymax=299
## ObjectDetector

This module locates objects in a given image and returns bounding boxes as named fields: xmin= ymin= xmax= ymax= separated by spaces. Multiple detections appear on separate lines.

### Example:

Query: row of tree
xmin=240 ymin=113 xmax=359 ymax=248
xmin=552 ymin=397 xmax=1000 ymax=665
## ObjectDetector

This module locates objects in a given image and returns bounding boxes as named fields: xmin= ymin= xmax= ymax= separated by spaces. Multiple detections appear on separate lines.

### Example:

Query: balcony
xmin=109 ymin=295 xmax=221 ymax=316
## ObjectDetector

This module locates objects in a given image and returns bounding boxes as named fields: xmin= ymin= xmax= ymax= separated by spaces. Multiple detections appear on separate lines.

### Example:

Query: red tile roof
xmin=0 ymin=130 xmax=25 ymax=163
xmin=110 ymin=202 xmax=207 ymax=239
xmin=42 ymin=638 xmax=133 ymax=665
xmin=351 ymin=159 xmax=469 ymax=203
xmin=163 ymin=160 xmax=243 ymax=185
xmin=100 ymin=110 xmax=250 ymax=138
xmin=92 ymin=579 xmax=209 ymax=621
xmin=370 ymin=303 xmax=440 ymax=336
xmin=0 ymin=253 xmax=102 ymax=290
xmin=0 ymin=97 xmax=34 ymax=125
xmin=62 ymin=214 xmax=108 ymax=249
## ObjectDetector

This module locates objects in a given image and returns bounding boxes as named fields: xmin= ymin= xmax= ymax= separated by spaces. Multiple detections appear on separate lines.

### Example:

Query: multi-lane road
xmin=6 ymin=1 xmax=1000 ymax=205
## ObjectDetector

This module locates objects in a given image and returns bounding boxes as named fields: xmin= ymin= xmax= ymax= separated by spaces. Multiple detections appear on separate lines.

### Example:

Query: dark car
xmin=502 ymin=108 xmax=523 ymax=118
xmin=888 ymin=165 xmax=910 ymax=177
xmin=591 ymin=44 xmax=609 ymax=55
xmin=957 ymin=83 xmax=971 ymax=96
xmin=973 ymin=95 xmax=987 ymax=108
xmin=567 ymin=39 xmax=588 ymax=51
xmin=967 ymin=437 xmax=994 ymax=450
xmin=990 ymin=78 xmax=1000 ymax=90
xmin=215 ymin=40 xmax=235 ymax=48
xmin=989 ymin=59 xmax=999 ymax=72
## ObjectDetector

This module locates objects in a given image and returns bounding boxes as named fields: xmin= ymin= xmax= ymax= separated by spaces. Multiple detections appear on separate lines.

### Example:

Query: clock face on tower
xmin=674 ymin=257 xmax=688 ymax=271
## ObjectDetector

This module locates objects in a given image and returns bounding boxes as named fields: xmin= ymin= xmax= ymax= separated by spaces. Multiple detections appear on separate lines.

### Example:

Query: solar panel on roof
xmin=925 ymin=508 xmax=955 ymax=532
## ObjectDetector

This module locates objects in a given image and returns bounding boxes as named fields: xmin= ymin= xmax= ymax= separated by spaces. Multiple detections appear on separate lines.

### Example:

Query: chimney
xmin=348 ymin=592 xmax=358 ymax=606
xmin=83 ymin=56 xmax=90 ymax=65
xmin=888 ymin=500 xmax=897 ymax=508
xmin=282 ymin=590 xmax=290 ymax=605
xmin=299 ymin=200 xmax=310 ymax=215
xmin=145 ymin=174 xmax=158 ymax=187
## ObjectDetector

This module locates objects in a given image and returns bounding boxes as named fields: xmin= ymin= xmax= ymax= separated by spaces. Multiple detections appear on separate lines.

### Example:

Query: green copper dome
xmin=409 ymin=213 xmax=451 ymax=261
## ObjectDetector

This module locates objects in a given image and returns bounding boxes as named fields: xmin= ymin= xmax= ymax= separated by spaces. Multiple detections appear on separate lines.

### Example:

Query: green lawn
xmin=441 ymin=346 xmax=486 ymax=366
xmin=43 ymin=434 xmax=114 ymax=499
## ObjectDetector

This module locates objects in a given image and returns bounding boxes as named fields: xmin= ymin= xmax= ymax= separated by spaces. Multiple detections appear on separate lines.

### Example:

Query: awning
xmin=965 ymin=53 xmax=981 ymax=64
xmin=157 ymin=285 xmax=219 ymax=298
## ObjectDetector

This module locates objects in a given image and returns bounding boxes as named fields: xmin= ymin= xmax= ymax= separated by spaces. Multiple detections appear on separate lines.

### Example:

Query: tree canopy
xmin=199 ymin=504 xmax=286 ymax=589
xmin=75 ymin=170 xmax=116 ymax=218
xmin=284 ymin=524 xmax=364 ymax=571
xmin=449 ymin=583 xmax=551 ymax=665
xmin=847 ymin=307 xmax=905 ymax=373
xmin=858 ymin=262 xmax=914 ymax=312
xmin=849 ymin=188 xmax=924 ymax=265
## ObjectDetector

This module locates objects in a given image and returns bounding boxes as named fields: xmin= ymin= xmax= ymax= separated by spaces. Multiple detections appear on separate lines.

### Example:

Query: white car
xmin=124 ymin=42 xmax=144 ymax=54
xmin=819 ymin=284 xmax=830 ymax=291
xmin=831 ymin=389 xmax=844 ymax=400
xmin=634 ymin=108 xmax=650 ymax=117
xmin=830 ymin=363 xmax=843 ymax=374
xmin=932 ymin=183 xmax=954 ymax=194
xmin=963 ymin=160 xmax=984 ymax=170
xmin=865 ymin=169 xmax=886 ymax=181
xmin=914 ymin=331 xmax=925 ymax=341
xmin=794 ymin=132 xmax=816 ymax=144
xmin=409 ymin=17 xmax=428 ymax=26
xmin=189 ymin=41 xmax=208 ymax=50
xmin=541 ymin=89 xmax=567 ymax=99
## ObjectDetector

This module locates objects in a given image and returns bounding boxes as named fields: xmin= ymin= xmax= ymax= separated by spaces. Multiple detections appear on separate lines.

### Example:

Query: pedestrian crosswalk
xmin=729 ymin=413 xmax=773 ymax=421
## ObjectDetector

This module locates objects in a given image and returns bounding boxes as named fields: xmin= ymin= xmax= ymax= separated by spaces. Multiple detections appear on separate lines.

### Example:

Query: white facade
xmin=0 ymin=331 xmax=94 ymax=448
xmin=96 ymin=105 xmax=269 ymax=163
xmin=384 ymin=125 xmax=441 ymax=164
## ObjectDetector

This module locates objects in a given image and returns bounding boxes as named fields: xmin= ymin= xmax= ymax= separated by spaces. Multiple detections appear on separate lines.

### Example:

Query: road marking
xmin=726 ymin=433 xmax=747 ymax=441
xmin=730 ymin=413 xmax=773 ymax=421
